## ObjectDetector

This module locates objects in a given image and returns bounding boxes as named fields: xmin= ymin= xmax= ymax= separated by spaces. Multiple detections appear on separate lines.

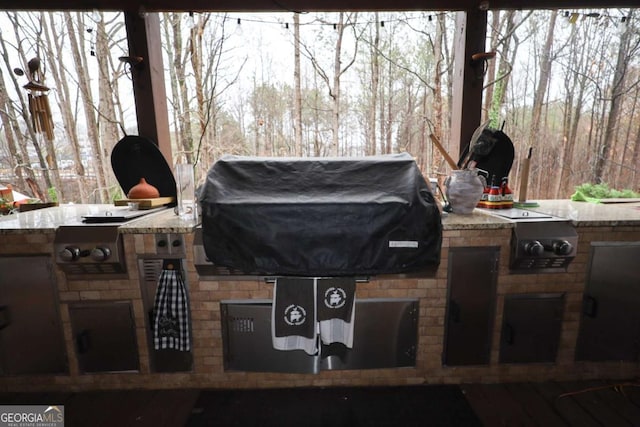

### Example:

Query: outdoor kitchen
xmin=1 ymin=149 xmax=640 ymax=392
xmin=1 ymin=8 xmax=640 ymax=422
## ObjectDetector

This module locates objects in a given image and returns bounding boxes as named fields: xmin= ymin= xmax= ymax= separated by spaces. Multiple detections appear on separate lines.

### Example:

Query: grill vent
xmin=61 ymin=263 xmax=125 ymax=275
xmin=230 ymin=317 xmax=255 ymax=333
xmin=141 ymin=259 xmax=164 ymax=283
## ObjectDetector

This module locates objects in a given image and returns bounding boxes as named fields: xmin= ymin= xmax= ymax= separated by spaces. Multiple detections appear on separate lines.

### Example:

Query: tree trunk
xmin=330 ymin=13 xmax=345 ymax=156
xmin=482 ymin=11 xmax=501 ymax=123
xmin=96 ymin=12 xmax=121 ymax=185
xmin=65 ymin=11 xmax=109 ymax=202
xmin=5 ymin=13 xmax=53 ymax=197
xmin=593 ymin=10 xmax=635 ymax=183
xmin=433 ymin=13 xmax=444 ymax=143
xmin=43 ymin=12 xmax=88 ymax=203
xmin=528 ymin=10 xmax=557 ymax=197
xmin=293 ymin=12 xmax=303 ymax=156
xmin=367 ymin=13 xmax=380 ymax=156
xmin=488 ymin=10 xmax=516 ymax=127
xmin=0 ymin=73 xmax=28 ymax=193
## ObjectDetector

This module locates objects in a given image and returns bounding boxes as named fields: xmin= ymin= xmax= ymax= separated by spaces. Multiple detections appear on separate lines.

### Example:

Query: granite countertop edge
xmin=1 ymin=200 xmax=638 ymax=234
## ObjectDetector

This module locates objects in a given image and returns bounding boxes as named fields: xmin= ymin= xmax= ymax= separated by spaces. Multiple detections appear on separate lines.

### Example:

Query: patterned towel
xmin=153 ymin=268 xmax=191 ymax=351
xmin=271 ymin=278 xmax=317 ymax=355
xmin=317 ymin=277 xmax=356 ymax=348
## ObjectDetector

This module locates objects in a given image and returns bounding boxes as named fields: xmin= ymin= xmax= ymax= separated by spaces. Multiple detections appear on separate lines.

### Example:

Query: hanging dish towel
xmin=271 ymin=277 xmax=317 ymax=355
xmin=153 ymin=264 xmax=191 ymax=351
xmin=317 ymin=277 xmax=356 ymax=348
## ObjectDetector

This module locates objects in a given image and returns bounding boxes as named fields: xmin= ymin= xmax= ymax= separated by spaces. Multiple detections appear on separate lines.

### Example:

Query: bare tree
xmin=593 ymin=9 xmax=639 ymax=183
xmin=64 ymin=11 xmax=109 ymax=202
xmin=303 ymin=12 xmax=362 ymax=156
xmin=42 ymin=12 xmax=89 ymax=203
xmin=293 ymin=12 xmax=303 ymax=156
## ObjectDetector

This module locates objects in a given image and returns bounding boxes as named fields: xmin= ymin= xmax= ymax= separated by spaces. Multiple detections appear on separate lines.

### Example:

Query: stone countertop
xmin=0 ymin=204 xmax=199 ymax=234
xmin=527 ymin=199 xmax=640 ymax=227
xmin=1 ymin=200 xmax=638 ymax=234
xmin=441 ymin=209 xmax=513 ymax=230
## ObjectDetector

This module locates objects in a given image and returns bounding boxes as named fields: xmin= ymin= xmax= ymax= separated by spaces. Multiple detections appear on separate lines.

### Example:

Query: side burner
xmin=509 ymin=221 xmax=578 ymax=273
xmin=54 ymin=225 xmax=126 ymax=277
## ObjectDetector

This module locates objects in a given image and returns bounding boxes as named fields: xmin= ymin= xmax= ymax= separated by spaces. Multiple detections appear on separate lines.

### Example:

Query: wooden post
xmin=450 ymin=9 xmax=488 ymax=161
xmin=124 ymin=11 xmax=173 ymax=167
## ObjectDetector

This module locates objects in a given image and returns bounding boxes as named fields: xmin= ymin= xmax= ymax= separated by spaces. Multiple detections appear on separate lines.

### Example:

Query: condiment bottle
xmin=487 ymin=176 xmax=502 ymax=209
xmin=501 ymin=177 xmax=513 ymax=209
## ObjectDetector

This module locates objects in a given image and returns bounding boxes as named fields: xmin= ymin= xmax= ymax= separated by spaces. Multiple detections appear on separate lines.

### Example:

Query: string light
xmin=562 ymin=10 xmax=632 ymax=25
xmin=86 ymin=27 xmax=96 ymax=57
xmin=216 ymin=11 xmax=449 ymax=31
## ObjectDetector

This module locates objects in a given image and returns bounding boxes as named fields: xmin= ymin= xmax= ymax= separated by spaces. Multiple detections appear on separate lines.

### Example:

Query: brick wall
xmin=1 ymin=225 xmax=639 ymax=392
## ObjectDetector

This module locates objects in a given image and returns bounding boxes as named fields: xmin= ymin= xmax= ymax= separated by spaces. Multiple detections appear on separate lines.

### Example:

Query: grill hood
xmin=199 ymin=154 xmax=442 ymax=276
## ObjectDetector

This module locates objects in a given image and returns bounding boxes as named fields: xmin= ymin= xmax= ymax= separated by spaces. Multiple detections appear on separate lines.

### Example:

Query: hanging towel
xmin=153 ymin=263 xmax=191 ymax=351
xmin=272 ymin=277 xmax=317 ymax=355
xmin=317 ymin=277 xmax=356 ymax=348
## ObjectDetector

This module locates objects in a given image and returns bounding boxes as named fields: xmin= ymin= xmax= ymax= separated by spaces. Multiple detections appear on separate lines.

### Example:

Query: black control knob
xmin=90 ymin=247 xmax=112 ymax=261
xmin=552 ymin=240 xmax=573 ymax=256
xmin=59 ymin=246 xmax=81 ymax=262
xmin=523 ymin=240 xmax=544 ymax=256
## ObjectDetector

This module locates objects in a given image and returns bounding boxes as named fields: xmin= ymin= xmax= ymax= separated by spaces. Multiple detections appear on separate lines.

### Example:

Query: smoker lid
xmin=111 ymin=135 xmax=177 ymax=202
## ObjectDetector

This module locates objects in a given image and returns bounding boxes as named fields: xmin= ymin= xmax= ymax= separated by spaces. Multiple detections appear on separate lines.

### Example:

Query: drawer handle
xmin=504 ymin=323 xmax=515 ymax=345
xmin=76 ymin=329 xmax=92 ymax=354
xmin=583 ymin=295 xmax=598 ymax=318
xmin=449 ymin=300 xmax=461 ymax=323
xmin=0 ymin=306 xmax=10 ymax=330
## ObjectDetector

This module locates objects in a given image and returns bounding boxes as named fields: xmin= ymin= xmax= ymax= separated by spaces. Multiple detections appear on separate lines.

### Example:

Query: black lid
xmin=110 ymin=135 xmax=177 ymax=202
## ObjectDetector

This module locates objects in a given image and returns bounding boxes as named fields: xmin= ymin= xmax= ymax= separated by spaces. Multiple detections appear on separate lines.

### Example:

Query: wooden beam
xmin=124 ymin=11 xmax=173 ymax=166
xmin=4 ymin=0 xmax=640 ymax=11
xmin=450 ymin=9 xmax=487 ymax=162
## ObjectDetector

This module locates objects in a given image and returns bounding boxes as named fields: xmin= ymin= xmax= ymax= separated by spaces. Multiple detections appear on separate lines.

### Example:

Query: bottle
xmin=487 ymin=176 xmax=502 ymax=209
xmin=501 ymin=177 xmax=513 ymax=209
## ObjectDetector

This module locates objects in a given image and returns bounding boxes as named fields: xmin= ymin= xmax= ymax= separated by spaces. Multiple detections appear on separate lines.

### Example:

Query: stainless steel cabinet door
xmin=576 ymin=242 xmax=640 ymax=362
xmin=221 ymin=298 xmax=418 ymax=373
xmin=443 ymin=247 xmax=499 ymax=366
xmin=0 ymin=256 xmax=67 ymax=375
xmin=69 ymin=301 xmax=139 ymax=373
xmin=499 ymin=293 xmax=564 ymax=363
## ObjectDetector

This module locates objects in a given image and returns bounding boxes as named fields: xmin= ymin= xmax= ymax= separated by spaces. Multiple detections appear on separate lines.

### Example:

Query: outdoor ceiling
xmin=3 ymin=0 xmax=639 ymax=12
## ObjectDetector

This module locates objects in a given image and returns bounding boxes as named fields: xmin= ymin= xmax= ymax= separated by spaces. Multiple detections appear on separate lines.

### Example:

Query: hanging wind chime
xmin=16 ymin=57 xmax=55 ymax=141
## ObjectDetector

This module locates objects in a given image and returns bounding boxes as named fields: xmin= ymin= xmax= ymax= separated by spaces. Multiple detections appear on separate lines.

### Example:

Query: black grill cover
xmin=199 ymin=154 xmax=442 ymax=276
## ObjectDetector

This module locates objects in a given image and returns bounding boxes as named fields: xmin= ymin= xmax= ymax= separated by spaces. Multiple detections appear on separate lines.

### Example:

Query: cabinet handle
xmin=0 ymin=305 xmax=10 ymax=330
xmin=148 ymin=309 xmax=156 ymax=332
xmin=504 ymin=323 xmax=515 ymax=345
xmin=449 ymin=300 xmax=461 ymax=323
xmin=76 ymin=330 xmax=91 ymax=354
xmin=583 ymin=295 xmax=598 ymax=318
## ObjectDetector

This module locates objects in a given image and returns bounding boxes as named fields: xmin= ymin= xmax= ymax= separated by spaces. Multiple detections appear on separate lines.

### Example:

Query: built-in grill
xmin=193 ymin=226 xmax=263 ymax=279
xmin=198 ymin=154 xmax=443 ymax=277
xmin=487 ymin=208 xmax=578 ymax=273
xmin=54 ymin=225 xmax=127 ymax=277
